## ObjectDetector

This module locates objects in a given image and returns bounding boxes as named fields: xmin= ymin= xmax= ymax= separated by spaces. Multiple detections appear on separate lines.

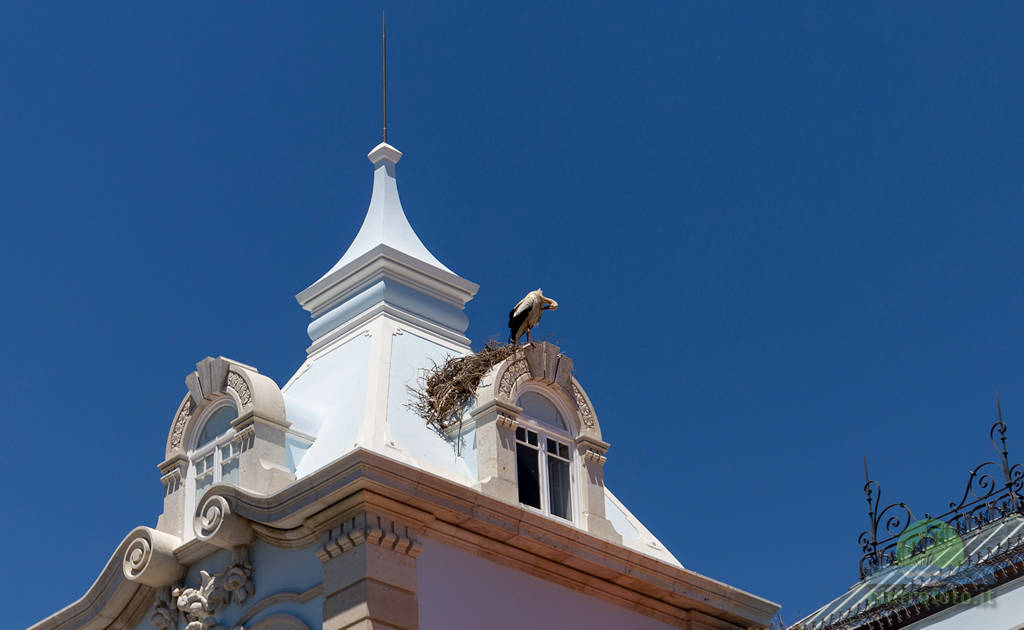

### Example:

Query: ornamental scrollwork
xmin=226 ymin=370 xmax=252 ymax=406
xmin=170 ymin=397 xmax=195 ymax=449
xmin=498 ymin=360 xmax=529 ymax=397
xmin=571 ymin=383 xmax=595 ymax=428
xmin=171 ymin=545 xmax=255 ymax=630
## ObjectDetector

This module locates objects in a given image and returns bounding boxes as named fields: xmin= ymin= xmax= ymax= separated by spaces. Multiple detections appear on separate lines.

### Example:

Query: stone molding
xmin=163 ymin=356 xmax=288 ymax=462
xmin=495 ymin=413 xmax=517 ymax=430
xmin=245 ymin=613 xmax=312 ymax=630
xmin=297 ymin=244 xmax=479 ymax=353
xmin=28 ymin=529 xmax=158 ymax=630
xmin=232 ymin=584 xmax=322 ymax=629
xmin=466 ymin=343 xmax=618 ymax=541
xmin=122 ymin=527 xmax=186 ymax=588
xmin=316 ymin=508 xmax=424 ymax=562
xmin=481 ymin=342 xmax=603 ymax=442
xmin=199 ymin=451 xmax=777 ymax=628
xmin=157 ymin=356 xmax=292 ymax=540
xmin=314 ymin=493 xmax=424 ymax=630
xmin=31 ymin=449 xmax=779 ymax=630
xmin=194 ymin=495 xmax=255 ymax=548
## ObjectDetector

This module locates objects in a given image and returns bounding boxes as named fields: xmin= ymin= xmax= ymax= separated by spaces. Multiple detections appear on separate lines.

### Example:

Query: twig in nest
xmin=408 ymin=341 xmax=518 ymax=441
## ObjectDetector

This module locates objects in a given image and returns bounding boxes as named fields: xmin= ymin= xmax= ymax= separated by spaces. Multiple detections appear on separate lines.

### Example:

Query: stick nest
xmin=409 ymin=340 xmax=518 ymax=434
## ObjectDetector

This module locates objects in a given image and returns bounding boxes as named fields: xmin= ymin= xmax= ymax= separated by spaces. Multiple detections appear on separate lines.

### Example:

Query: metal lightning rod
xmin=382 ymin=12 xmax=388 ymax=144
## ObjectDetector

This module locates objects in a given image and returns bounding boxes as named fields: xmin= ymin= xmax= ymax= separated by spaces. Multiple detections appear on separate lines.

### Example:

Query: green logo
xmin=896 ymin=519 xmax=964 ymax=569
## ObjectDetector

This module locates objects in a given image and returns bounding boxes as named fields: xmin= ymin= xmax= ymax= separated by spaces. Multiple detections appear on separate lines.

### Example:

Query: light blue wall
xmin=605 ymin=494 xmax=640 ymax=540
xmin=286 ymin=333 xmax=372 ymax=476
xmin=386 ymin=331 xmax=475 ymax=480
xmin=132 ymin=541 xmax=322 ymax=630
xmin=308 ymin=279 xmax=469 ymax=343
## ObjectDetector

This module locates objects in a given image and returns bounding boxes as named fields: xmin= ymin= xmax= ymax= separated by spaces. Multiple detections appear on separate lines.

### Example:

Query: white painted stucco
xmin=285 ymin=333 xmax=372 ymax=477
xmin=320 ymin=143 xmax=451 ymax=278
xmin=385 ymin=330 xmax=474 ymax=480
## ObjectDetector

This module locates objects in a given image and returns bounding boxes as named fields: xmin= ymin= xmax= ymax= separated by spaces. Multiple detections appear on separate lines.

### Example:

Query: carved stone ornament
xmin=150 ymin=587 xmax=176 ymax=630
xmin=571 ymin=383 xmax=595 ymax=428
xmin=195 ymin=494 xmax=254 ymax=548
xmin=170 ymin=397 xmax=196 ymax=449
xmin=165 ymin=356 xmax=288 ymax=462
xmin=496 ymin=413 xmax=517 ymax=430
xmin=171 ymin=545 xmax=255 ymax=630
xmin=226 ymin=370 xmax=252 ymax=406
xmin=498 ymin=359 xmax=529 ymax=397
xmin=317 ymin=511 xmax=423 ymax=562
xmin=122 ymin=528 xmax=186 ymax=587
xmin=489 ymin=344 xmax=600 ymax=437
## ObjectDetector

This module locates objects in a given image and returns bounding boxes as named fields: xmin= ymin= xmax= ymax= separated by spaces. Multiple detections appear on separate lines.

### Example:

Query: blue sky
xmin=3 ymin=2 xmax=1023 ymax=627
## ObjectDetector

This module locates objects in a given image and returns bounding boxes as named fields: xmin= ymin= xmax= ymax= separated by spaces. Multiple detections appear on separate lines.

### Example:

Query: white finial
xmin=314 ymin=143 xmax=448 ymax=280
xmin=368 ymin=142 xmax=401 ymax=165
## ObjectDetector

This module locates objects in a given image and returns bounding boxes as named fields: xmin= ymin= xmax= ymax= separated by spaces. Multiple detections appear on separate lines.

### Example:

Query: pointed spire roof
xmin=296 ymin=143 xmax=477 ymax=353
xmin=317 ymin=143 xmax=451 ymax=279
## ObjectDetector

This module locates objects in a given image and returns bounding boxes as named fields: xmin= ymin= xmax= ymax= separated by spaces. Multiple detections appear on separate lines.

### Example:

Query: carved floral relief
xmin=165 ymin=545 xmax=255 ymax=630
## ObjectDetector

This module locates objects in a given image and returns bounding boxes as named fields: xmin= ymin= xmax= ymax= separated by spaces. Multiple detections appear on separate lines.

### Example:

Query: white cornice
xmin=297 ymin=243 xmax=478 ymax=317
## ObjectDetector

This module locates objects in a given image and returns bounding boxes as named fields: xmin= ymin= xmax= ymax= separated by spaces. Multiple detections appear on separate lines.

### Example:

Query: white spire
xmin=318 ymin=142 xmax=451 ymax=279
xmin=296 ymin=143 xmax=478 ymax=354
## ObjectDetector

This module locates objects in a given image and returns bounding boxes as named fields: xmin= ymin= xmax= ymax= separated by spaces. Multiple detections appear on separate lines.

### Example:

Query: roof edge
xmin=34 ymin=449 xmax=779 ymax=630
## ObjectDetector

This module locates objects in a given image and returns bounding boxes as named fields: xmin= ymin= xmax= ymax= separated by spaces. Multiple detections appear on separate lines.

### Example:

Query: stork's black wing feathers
xmin=508 ymin=307 xmax=529 ymax=343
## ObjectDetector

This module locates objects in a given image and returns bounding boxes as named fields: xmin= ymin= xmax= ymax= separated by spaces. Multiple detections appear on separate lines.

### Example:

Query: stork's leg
xmin=526 ymin=329 xmax=531 ymax=344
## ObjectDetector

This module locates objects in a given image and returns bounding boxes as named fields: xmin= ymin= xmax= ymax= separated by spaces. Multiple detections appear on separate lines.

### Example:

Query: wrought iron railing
xmin=858 ymin=399 xmax=1024 ymax=578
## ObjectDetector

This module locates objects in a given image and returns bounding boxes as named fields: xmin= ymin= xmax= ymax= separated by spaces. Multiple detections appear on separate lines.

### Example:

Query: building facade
xmin=30 ymin=141 xmax=779 ymax=630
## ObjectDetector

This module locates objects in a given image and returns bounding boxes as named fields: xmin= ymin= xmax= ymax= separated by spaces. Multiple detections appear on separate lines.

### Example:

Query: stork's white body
xmin=508 ymin=289 xmax=558 ymax=343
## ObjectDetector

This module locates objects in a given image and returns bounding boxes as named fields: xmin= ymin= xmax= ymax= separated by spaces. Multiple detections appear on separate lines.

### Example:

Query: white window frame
xmin=513 ymin=385 xmax=579 ymax=524
xmin=184 ymin=399 xmax=241 ymax=538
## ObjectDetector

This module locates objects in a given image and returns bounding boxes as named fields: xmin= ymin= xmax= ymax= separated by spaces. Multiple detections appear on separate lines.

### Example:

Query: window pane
xmin=558 ymin=443 xmax=569 ymax=459
xmin=516 ymin=427 xmax=526 ymax=442
xmin=527 ymin=430 xmax=538 ymax=446
xmin=516 ymin=442 xmax=541 ymax=509
xmin=221 ymin=458 xmax=239 ymax=485
xmin=517 ymin=392 xmax=566 ymax=430
xmin=547 ymin=440 xmax=557 ymax=454
xmin=195 ymin=472 xmax=214 ymax=500
xmin=197 ymin=405 xmax=237 ymax=447
xmin=548 ymin=456 xmax=571 ymax=520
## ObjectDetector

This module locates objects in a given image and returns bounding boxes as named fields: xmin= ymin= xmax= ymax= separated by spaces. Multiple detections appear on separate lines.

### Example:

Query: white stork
xmin=508 ymin=289 xmax=558 ymax=344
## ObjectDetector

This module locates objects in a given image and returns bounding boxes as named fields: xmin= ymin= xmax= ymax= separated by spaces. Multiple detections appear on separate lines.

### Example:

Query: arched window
xmin=514 ymin=391 xmax=573 ymax=521
xmin=189 ymin=402 xmax=241 ymax=504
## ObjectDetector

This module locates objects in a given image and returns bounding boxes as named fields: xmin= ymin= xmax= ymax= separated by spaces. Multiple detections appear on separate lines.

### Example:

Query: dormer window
xmin=189 ymin=402 xmax=240 ymax=505
xmin=514 ymin=391 xmax=573 ymax=521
